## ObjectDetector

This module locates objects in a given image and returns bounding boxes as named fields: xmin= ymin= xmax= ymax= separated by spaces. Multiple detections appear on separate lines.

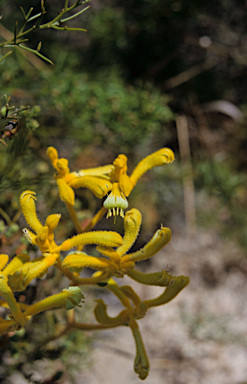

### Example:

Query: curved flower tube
xmin=47 ymin=146 xmax=114 ymax=204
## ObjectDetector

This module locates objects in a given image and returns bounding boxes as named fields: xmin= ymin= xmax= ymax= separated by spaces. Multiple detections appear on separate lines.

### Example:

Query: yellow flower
xmin=47 ymin=146 xmax=113 ymax=205
xmin=104 ymin=148 xmax=175 ymax=219
xmin=0 ymin=273 xmax=25 ymax=327
xmin=62 ymin=208 xmax=171 ymax=279
xmin=47 ymin=146 xmax=175 ymax=219
xmin=18 ymin=190 xmax=123 ymax=289
xmin=20 ymin=190 xmax=61 ymax=254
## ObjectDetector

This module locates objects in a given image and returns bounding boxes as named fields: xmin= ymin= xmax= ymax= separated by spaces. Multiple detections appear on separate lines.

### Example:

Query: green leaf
xmin=0 ymin=51 xmax=13 ymax=63
xmin=18 ymin=44 xmax=54 ymax=65
xmin=27 ymin=12 xmax=42 ymax=22
xmin=59 ymin=6 xmax=90 ymax=24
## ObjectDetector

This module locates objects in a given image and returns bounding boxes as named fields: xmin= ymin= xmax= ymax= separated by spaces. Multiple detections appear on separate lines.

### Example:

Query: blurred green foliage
xmin=0 ymin=305 xmax=93 ymax=383
xmin=195 ymin=159 xmax=247 ymax=248
xmin=40 ymin=69 xmax=173 ymax=150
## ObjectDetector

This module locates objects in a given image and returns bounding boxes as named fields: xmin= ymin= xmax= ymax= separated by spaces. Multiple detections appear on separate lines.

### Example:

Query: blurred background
xmin=0 ymin=0 xmax=247 ymax=383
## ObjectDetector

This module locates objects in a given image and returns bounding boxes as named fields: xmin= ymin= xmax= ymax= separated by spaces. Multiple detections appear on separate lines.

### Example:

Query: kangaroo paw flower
xmin=56 ymin=175 xmax=75 ymax=205
xmin=0 ymin=274 xmax=25 ymax=327
xmin=8 ymin=253 xmax=59 ymax=291
xmin=0 ymin=255 xmax=9 ymax=271
xmin=69 ymin=176 xmax=112 ymax=199
xmin=23 ymin=286 xmax=84 ymax=317
xmin=2 ymin=253 xmax=30 ymax=277
xmin=120 ymin=285 xmax=147 ymax=319
xmin=104 ymin=182 xmax=129 ymax=218
xmin=116 ymin=208 xmax=142 ymax=256
xmin=123 ymin=226 xmax=171 ymax=263
xmin=130 ymin=147 xmax=175 ymax=187
xmin=72 ymin=164 xmax=114 ymax=179
xmin=19 ymin=191 xmax=43 ymax=234
xmin=94 ymin=299 xmax=128 ymax=325
xmin=53 ymin=231 xmax=123 ymax=252
xmin=63 ymin=251 xmax=114 ymax=273
xmin=130 ymin=319 xmax=150 ymax=380
xmin=47 ymin=146 xmax=58 ymax=168
xmin=144 ymin=275 xmax=190 ymax=308
xmin=127 ymin=269 xmax=175 ymax=286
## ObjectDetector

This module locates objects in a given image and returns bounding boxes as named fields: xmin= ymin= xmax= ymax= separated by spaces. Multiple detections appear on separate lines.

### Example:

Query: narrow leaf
xmin=51 ymin=25 xmax=87 ymax=32
xmin=18 ymin=44 xmax=54 ymax=65
xmin=59 ymin=6 xmax=90 ymax=23
xmin=20 ymin=7 xmax=27 ymax=20
xmin=0 ymin=51 xmax=13 ymax=64
xmin=37 ymin=41 xmax=42 ymax=51
xmin=26 ymin=7 xmax=34 ymax=19
xmin=27 ymin=12 xmax=42 ymax=22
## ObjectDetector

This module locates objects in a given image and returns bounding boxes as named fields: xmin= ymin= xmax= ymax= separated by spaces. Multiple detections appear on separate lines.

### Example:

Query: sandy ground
xmin=78 ymin=230 xmax=247 ymax=384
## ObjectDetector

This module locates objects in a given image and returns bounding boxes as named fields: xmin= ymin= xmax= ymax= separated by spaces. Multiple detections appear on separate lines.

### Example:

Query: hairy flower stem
xmin=56 ymin=259 xmax=110 ymax=285
xmin=82 ymin=206 xmax=108 ymax=232
xmin=75 ymin=272 xmax=109 ymax=285
xmin=55 ymin=259 xmax=81 ymax=284
xmin=106 ymin=279 xmax=133 ymax=310
xmin=65 ymin=202 xmax=82 ymax=234
xmin=0 ymin=275 xmax=25 ymax=327
xmin=73 ymin=322 xmax=124 ymax=330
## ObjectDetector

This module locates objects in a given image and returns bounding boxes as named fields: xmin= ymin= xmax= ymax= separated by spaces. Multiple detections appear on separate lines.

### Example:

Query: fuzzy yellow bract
xmin=47 ymin=146 xmax=113 ymax=204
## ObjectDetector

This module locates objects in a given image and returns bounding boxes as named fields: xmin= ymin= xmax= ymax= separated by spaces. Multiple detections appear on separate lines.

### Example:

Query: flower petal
xmin=123 ymin=227 xmax=171 ymax=263
xmin=56 ymin=175 xmax=75 ymax=205
xmin=117 ymin=209 xmax=142 ymax=257
xmin=69 ymin=176 xmax=112 ymax=199
xmin=130 ymin=148 xmax=175 ymax=188
xmin=52 ymin=231 xmax=123 ymax=252
xmin=63 ymin=252 xmax=112 ymax=272
xmin=19 ymin=191 xmax=43 ymax=234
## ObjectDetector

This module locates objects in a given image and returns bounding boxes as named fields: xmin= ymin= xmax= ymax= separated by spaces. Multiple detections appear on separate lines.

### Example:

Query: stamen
xmin=106 ymin=209 xmax=112 ymax=219
xmin=104 ymin=185 xmax=128 ymax=220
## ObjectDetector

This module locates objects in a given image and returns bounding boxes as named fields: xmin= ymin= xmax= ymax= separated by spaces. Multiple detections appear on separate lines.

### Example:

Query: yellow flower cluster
xmin=0 ymin=146 xmax=189 ymax=380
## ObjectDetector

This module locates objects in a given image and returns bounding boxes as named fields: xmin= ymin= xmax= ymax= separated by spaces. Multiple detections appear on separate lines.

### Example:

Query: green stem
xmin=65 ymin=202 xmax=83 ymax=234
xmin=75 ymin=272 xmax=109 ymax=285
xmin=55 ymin=258 xmax=81 ymax=284
xmin=18 ymin=44 xmax=54 ymax=64
xmin=58 ymin=6 xmax=90 ymax=24
xmin=0 ymin=207 xmax=12 ymax=226
xmin=82 ymin=206 xmax=107 ymax=232
xmin=0 ymin=275 xmax=25 ymax=327
xmin=106 ymin=280 xmax=132 ymax=310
